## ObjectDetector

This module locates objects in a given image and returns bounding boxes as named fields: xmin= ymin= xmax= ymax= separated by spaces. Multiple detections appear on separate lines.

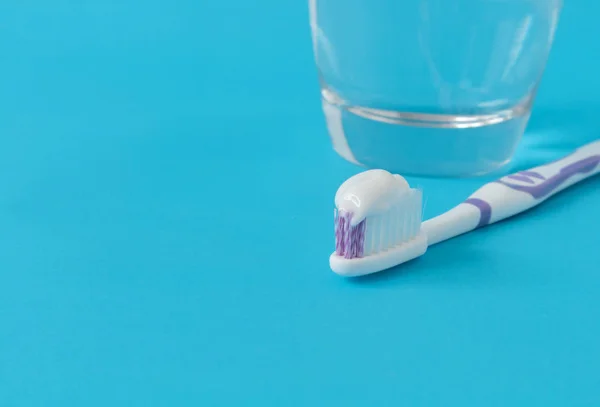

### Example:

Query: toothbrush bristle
xmin=334 ymin=210 xmax=366 ymax=259
xmin=334 ymin=189 xmax=422 ymax=259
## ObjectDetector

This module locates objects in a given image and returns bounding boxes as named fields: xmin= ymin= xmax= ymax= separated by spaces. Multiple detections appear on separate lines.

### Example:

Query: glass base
xmin=322 ymin=88 xmax=532 ymax=177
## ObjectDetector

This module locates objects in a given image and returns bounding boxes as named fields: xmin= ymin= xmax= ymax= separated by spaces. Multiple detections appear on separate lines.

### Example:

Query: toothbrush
xmin=331 ymin=140 xmax=600 ymax=277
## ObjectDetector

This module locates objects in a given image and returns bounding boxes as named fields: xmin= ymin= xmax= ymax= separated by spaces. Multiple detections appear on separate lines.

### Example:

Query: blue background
xmin=1 ymin=1 xmax=599 ymax=406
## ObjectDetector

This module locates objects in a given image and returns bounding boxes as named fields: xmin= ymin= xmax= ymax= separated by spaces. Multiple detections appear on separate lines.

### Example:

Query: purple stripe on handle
xmin=520 ymin=170 xmax=546 ymax=180
xmin=507 ymin=174 xmax=536 ymax=184
xmin=498 ymin=155 xmax=600 ymax=199
xmin=464 ymin=198 xmax=492 ymax=228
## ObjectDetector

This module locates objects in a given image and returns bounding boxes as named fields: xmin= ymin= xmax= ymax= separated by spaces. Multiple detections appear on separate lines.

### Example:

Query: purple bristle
xmin=335 ymin=210 xmax=366 ymax=259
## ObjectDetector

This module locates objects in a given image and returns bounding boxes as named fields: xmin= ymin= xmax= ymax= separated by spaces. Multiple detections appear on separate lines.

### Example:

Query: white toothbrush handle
xmin=423 ymin=140 xmax=600 ymax=246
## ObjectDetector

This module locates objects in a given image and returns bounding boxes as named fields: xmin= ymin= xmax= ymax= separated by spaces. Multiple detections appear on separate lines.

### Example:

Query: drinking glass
xmin=310 ymin=0 xmax=562 ymax=176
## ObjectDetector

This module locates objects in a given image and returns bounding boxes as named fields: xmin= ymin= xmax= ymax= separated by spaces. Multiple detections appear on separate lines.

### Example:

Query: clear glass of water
xmin=310 ymin=0 xmax=562 ymax=176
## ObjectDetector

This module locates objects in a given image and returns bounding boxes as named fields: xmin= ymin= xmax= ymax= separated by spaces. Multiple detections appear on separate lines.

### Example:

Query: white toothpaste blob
xmin=335 ymin=169 xmax=410 ymax=226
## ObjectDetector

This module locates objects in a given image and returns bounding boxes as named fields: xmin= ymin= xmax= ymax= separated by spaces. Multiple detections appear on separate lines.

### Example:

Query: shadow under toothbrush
xmin=346 ymin=173 xmax=600 ymax=287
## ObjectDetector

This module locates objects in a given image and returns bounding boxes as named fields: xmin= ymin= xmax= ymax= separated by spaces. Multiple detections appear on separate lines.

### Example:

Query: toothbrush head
xmin=330 ymin=169 xmax=427 ymax=277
